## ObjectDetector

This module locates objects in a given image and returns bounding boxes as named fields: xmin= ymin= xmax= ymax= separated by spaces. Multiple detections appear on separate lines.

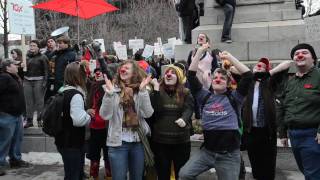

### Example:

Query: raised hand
xmin=198 ymin=42 xmax=210 ymax=52
xmin=104 ymin=74 xmax=114 ymax=92
xmin=150 ymin=78 xmax=160 ymax=91
xmin=139 ymin=74 xmax=152 ymax=90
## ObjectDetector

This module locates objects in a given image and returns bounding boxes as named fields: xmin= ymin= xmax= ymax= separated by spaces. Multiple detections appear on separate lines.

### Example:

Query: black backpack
xmin=41 ymin=93 xmax=64 ymax=137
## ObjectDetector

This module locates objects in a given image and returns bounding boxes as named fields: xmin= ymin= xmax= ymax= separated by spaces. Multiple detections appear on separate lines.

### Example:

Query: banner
xmin=8 ymin=0 xmax=35 ymax=35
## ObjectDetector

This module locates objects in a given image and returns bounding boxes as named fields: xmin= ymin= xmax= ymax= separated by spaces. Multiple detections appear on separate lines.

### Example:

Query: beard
xmin=253 ymin=72 xmax=270 ymax=80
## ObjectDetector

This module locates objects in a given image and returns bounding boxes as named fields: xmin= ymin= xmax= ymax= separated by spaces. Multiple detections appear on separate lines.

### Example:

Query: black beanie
xmin=290 ymin=43 xmax=318 ymax=65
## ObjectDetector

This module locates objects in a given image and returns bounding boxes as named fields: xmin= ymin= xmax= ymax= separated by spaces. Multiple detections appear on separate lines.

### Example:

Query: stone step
xmin=175 ymin=40 xmax=300 ymax=61
xmin=192 ymin=20 xmax=305 ymax=43
xmin=204 ymin=1 xmax=298 ymax=17
xmin=205 ymin=0 xmax=293 ymax=8
xmin=22 ymin=128 xmax=57 ymax=153
xmin=200 ymin=10 xmax=301 ymax=25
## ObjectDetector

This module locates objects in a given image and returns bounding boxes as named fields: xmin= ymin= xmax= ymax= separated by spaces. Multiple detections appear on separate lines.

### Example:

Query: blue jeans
xmin=108 ymin=142 xmax=145 ymax=180
xmin=221 ymin=3 xmax=235 ymax=40
xmin=0 ymin=113 xmax=23 ymax=167
xmin=58 ymin=147 xmax=85 ymax=180
xmin=179 ymin=148 xmax=240 ymax=180
xmin=289 ymin=128 xmax=320 ymax=180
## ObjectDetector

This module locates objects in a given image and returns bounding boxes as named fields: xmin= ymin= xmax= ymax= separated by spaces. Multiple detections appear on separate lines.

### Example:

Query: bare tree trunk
xmin=1 ymin=0 xmax=9 ymax=58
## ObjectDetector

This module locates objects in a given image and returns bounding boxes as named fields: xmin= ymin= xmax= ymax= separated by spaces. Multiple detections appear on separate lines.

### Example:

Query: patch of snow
xmin=20 ymin=152 xmax=105 ymax=166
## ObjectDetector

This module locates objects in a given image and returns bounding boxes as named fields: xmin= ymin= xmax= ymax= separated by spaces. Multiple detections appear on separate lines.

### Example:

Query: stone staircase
xmin=175 ymin=0 xmax=309 ymax=64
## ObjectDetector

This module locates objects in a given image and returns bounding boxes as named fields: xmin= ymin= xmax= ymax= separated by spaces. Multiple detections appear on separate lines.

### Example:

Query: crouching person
xmin=54 ymin=62 xmax=92 ymax=180
xmin=179 ymin=43 xmax=253 ymax=180
xmin=99 ymin=60 xmax=154 ymax=180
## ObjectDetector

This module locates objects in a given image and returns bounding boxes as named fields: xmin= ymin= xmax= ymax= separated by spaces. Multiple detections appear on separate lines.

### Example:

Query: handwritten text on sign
xmin=8 ymin=0 xmax=35 ymax=35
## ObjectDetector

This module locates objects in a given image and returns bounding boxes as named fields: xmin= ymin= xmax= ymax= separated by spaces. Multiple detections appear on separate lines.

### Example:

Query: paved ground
xmin=1 ymin=164 xmax=304 ymax=180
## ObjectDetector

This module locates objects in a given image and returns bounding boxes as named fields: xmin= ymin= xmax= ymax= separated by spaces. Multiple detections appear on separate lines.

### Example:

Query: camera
xmin=91 ymin=41 xmax=102 ymax=53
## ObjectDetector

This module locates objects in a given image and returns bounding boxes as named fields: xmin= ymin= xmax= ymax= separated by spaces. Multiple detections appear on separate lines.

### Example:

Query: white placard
xmin=93 ymin=39 xmax=106 ymax=53
xmin=162 ymin=43 xmax=174 ymax=59
xmin=142 ymin=45 xmax=154 ymax=58
xmin=8 ymin=0 xmax=35 ymax=35
xmin=114 ymin=45 xmax=128 ymax=60
xmin=305 ymin=16 xmax=320 ymax=42
xmin=168 ymin=37 xmax=176 ymax=45
xmin=129 ymin=39 xmax=144 ymax=50
xmin=154 ymin=43 xmax=162 ymax=56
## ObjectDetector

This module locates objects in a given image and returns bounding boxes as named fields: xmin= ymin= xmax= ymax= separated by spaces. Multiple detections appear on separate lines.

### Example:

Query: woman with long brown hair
xmin=54 ymin=62 xmax=92 ymax=180
xmin=149 ymin=64 xmax=194 ymax=180
xmin=99 ymin=60 xmax=154 ymax=180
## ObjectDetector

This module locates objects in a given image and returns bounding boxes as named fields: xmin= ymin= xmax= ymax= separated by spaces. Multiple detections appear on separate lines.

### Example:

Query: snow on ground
xmin=19 ymin=152 xmax=105 ymax=166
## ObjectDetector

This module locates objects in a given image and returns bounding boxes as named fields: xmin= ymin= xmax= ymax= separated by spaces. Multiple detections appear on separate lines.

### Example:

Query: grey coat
xmin=99 ymin=88 xmax=154 ymax=147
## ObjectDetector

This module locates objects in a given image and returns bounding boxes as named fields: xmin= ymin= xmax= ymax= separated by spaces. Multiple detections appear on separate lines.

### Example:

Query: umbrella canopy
xmin=32 ymin=0 xmax=118 ymax=19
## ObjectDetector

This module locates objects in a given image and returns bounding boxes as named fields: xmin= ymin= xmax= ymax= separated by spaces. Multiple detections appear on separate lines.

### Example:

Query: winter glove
xmin=175 ymin=118 xmax=186 ymax=128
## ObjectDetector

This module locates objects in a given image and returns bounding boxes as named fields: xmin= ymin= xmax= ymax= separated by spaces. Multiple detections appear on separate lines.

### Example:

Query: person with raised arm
xmin=179 ymin=42 xmax=253 ymax=180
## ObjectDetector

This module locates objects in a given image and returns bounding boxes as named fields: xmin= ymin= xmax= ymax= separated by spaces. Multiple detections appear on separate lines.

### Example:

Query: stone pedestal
xmin=175 ymin=0 xmax=311 ymax=63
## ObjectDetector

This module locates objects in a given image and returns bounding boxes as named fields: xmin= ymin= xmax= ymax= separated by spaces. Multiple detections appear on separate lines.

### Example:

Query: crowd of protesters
xmin=0 ymin=30 xmax=320 ymax=180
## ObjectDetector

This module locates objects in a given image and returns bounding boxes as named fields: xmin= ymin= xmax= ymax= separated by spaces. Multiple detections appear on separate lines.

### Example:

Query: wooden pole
xmin=21 ymin=35 xmax=27 ymax=72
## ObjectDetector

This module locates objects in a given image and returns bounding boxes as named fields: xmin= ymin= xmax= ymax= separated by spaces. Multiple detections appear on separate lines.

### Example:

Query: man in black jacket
xmin=175 ymin=0 xmax=198 ymax=44
xmin=52 ymin=36 xmax=77 ymax=94
xmin=215 ymin=0 xmax=236 ymax=43
xmin=0 ymin=60 xmax=30 ymax=176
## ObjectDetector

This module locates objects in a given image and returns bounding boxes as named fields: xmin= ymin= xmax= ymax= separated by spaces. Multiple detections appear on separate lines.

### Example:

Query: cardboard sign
xmin=154 ymin=43 xmax=163 ymax=56
xmin=162 ymin=43 xmax=174 ymax=59
xmin=8 ymin=0 xmax=35 ymax=35
xmin=113 ymin=42 xmax=128 ymax=60
xmin=129 ymin=39 xmax=144 ymax=54
xmin=142 ymin=45 xmax=154 ymax=58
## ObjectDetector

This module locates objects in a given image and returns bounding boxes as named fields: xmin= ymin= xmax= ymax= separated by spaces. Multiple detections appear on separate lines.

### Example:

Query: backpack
xmin=201 ymin=91 xmax=244 ymax=135
xmin=41 ymin=93 xmax=64 ymax=137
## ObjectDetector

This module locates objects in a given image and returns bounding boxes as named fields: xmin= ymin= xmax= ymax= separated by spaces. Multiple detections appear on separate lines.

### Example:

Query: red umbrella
xmin=33 ymin=0 xmax=118 ymax=42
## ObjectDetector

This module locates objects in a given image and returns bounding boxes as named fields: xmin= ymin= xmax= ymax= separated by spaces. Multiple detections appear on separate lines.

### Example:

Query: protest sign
xmin=162 ymin=43 xmax=174 ymax=59
xmin=8 ymin=0 xmax=35 ymax=35
xmin=94 ymin=39 xmax=106 ymax=53
xmin=154 ymin=43 xmax=162 ymax=56
xmin=114 ymin=44 xmax=128 ymax=60
xmin=129 ymin=39 xmax=144 ymax=54
xmin=142 ymin=45 xmax=154 ymax=58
